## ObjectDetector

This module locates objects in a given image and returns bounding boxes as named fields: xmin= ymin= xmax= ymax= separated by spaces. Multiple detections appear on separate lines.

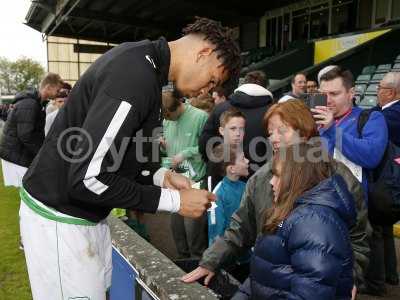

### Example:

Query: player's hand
xmin=163 ymin=171 xmax=192 ymax=190
xmin=178 ymin=189 xmax=215 ymax=218
xmin=171 ymin=154 xmax=185 ymax=169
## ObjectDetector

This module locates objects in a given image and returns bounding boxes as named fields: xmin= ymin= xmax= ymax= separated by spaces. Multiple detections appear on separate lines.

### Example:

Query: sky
xmin=0 ymin=0 xmax=47 ymax=68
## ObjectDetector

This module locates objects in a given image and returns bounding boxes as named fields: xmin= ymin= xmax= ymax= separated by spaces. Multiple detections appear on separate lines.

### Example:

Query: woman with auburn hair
xmin=234 ymin=142 xmax=356 ymax=299
xmin=182 ymin=100 xmax=369 ymax=299
xmin=262 ymin=99 xmax=318 ymax=145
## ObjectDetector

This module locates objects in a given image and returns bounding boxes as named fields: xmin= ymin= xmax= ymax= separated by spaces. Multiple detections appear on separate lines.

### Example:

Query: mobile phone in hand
xmin=308 ymin=93 xmax=327 ymax=109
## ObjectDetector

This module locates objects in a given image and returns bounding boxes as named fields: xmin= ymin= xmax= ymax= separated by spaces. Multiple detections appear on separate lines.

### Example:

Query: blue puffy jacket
xmin=235 ymin=175 xmax=356 ymax=300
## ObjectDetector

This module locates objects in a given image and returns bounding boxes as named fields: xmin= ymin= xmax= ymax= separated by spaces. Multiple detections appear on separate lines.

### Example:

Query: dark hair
xmin=213 ymin=86 xmax=227 ymax=97
xmin=307 ymin=80 xmax=317 ymax=85
xmin=56 ymin=82 xmax=72 ymax=98
xmin=219 ymin=108 xmax=246 ymax=127
xmin=319 ymin=66 xmax=354 ymax=90
xmin=62 ymin=82 xmax=72 ymax=90
xmin=56 ymin=89 xmax=69 ymax=99
xmin=244 ymin=70 xmax=267 ymax=87
xmin=291 ymin=73 xmax=306 ymax=84
xmin=212 ymin=143 xmax=242 ymax=176
xmin=183 ymin=17 xmax=241 ymax=94
xmin=162 ymin=91 xmax=182 ymax=113
xmin=263 ymin=142 xmax=332 ymax=233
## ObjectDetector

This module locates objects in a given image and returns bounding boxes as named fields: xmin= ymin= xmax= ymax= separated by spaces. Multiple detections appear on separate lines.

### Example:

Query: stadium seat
xmin=395 ymin=54 xmax=400 ymax=63
xmin=392 ymin=63 xmax=400 ymax=71
xmin=358 ymin=95 xmax=377 ymax=109
xmin=354 ymin=95 xmax=362 ymax=104
xmin=355 ymin=74 xmax=371 ymax=84
xmin=365 ymin=84 xmax=378 ymax=95
xmin=375 ymin=64 xmax=392 ymax=73
xmin=370 ymin=73 xmax=386 ymax=83
xmin=355 ymin=84 xmax=367 ymax=95
xmin=361 ymin=65 xmax=376 ymax=75
xmin=241 ymin=47 xmax=275 ymax=67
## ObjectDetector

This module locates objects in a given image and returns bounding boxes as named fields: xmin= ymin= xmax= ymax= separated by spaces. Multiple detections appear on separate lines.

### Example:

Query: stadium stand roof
xmin=25 ymin=0 xmax=300 ymax=43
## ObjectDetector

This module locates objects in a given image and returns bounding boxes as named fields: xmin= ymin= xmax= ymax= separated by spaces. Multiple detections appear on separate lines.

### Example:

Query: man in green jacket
xmin=182 ymin=100 xmax=371 ymax=298
xmin=162 ymin=91 xmax=209 ymax=258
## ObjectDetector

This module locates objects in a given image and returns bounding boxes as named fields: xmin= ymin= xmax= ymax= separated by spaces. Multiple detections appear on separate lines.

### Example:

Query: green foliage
xmin=0 ymin=57 xmax=13 ymax=95
xmin=0 ymin=56 xmax=45 ymax=95
xmin=11 ymin=57 xmax=45 ymax=93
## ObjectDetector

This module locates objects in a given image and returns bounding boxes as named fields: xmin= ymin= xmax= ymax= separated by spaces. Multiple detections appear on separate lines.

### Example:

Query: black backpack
xmin=358 ymin=109 xmax=400 ymax=224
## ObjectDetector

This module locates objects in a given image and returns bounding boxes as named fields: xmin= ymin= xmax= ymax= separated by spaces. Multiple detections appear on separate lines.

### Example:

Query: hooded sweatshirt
xmin=199 ymin=84 xmax=274 ymax=186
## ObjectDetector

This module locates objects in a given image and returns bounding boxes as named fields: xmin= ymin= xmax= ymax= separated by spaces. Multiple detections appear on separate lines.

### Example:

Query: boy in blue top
xmin=311 ymin=66 xmax=388 ymax=203
xmin=208 ymin=142 xmax=251 ymax=282
xmin=206 ymin=108 xmax=246 ymax=189
xmin=208 ymin=109 xmax=247 ymax=244
xmin=208 ymin=143 xmax=249 ymax=246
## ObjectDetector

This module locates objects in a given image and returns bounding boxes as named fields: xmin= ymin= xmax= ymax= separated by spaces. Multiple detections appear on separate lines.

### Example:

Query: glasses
xmin=377 ymin=85 xmax=394 ymax=91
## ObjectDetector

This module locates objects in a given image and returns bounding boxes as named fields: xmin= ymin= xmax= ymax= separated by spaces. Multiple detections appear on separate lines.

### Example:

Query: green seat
xmin=355 ymin=74 xmax=371 ymax=84
xmin=392 ymin=63 xmax=400 ymax=70
xmin=370 ymin=73 xmax=386 ymax=83
xmin=365 ymin=84 xmax=378 ymax=95
xmin=358 ymin=95 xmax=377 ymax=109
xmin=375 ymin=64 xmax=392 ymax=73
xmin=355 ymin=84 xmax=367 ymax=95
xmin=361 ymin=65 xmax=376 ymax=75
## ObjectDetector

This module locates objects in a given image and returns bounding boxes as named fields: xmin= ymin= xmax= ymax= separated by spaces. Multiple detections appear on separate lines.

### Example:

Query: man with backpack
xmin=362 ymin=72 xmax=400 ymax=296
xmin=311 ymin=66 xmax=388 ymax=297
xmin=312 ymin=66 xmax=388 ymax=200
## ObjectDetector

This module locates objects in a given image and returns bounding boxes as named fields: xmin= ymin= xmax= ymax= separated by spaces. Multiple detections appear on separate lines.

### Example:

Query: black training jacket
xmin=23 ymin=38 xmax=170 ymax=222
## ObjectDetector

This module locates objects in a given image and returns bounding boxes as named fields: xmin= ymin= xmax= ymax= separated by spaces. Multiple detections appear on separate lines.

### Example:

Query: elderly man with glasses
xmin=362 ymin=72 xmax=400 ymax=296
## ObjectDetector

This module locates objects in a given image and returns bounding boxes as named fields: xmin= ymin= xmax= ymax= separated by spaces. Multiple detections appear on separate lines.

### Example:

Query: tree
xmin=0 ymin=56 xmax=45 ymax=95
xmin=0 ymin=57 xmax=13 ymax=94
xmin=11 ymin=57 xmax=45 ymax=93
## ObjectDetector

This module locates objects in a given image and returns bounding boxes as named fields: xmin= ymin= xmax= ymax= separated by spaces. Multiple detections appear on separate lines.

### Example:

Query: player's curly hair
xmin=183 ymin=17 xmax=241 ymax=94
